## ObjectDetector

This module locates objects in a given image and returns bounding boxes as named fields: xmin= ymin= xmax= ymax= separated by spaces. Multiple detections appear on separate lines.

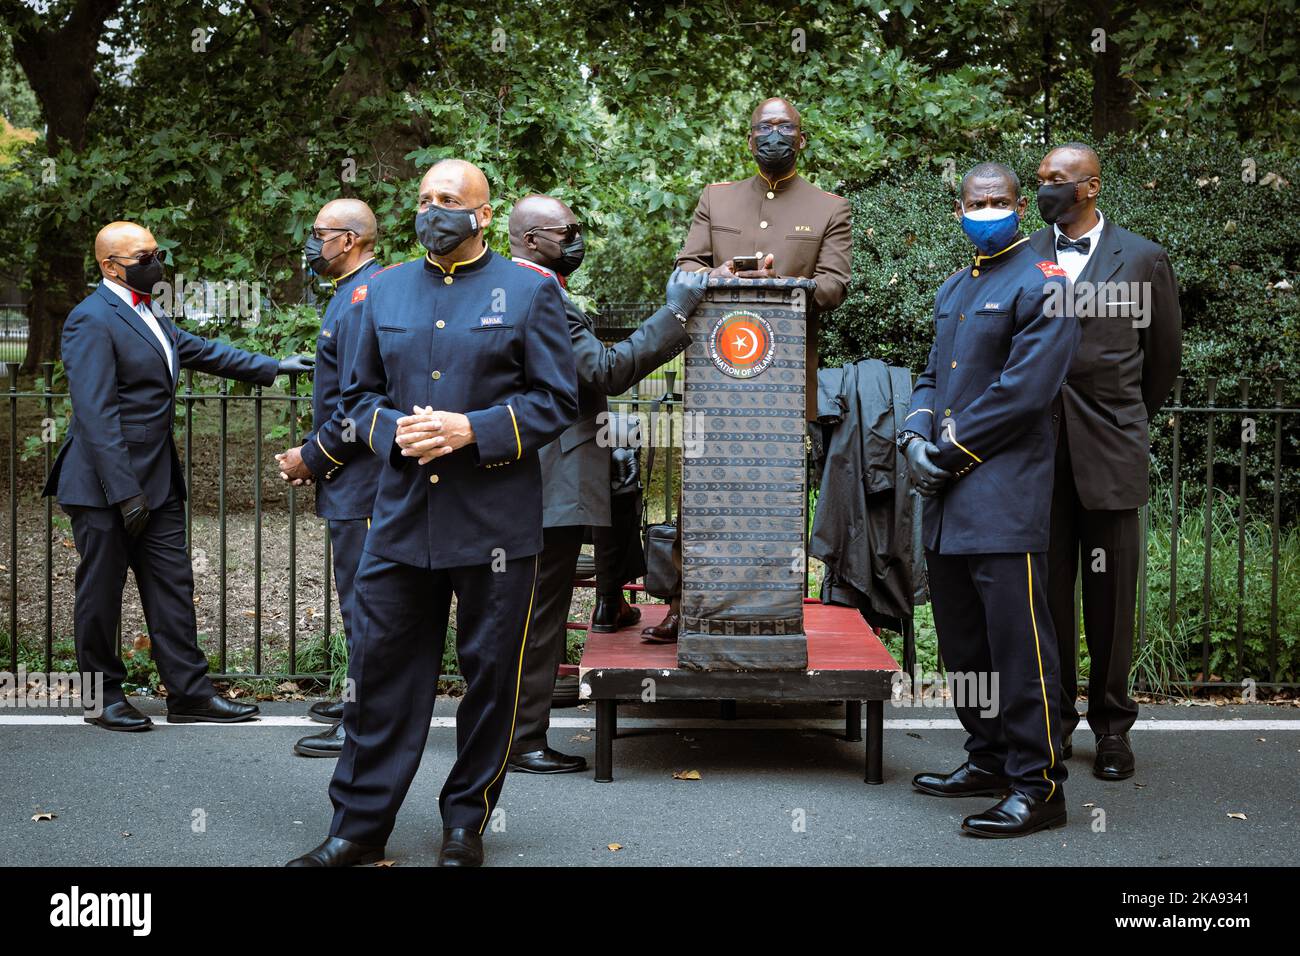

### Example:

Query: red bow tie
xmin=131 ymin=291 xmax=151 ymax=307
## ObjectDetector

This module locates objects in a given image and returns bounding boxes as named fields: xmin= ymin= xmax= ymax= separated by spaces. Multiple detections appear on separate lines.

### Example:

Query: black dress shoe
xmin=640 ymin=610 xmax=680 ymax=644
xmin=912 ymin=761 xmax=1011 ymax=798
xmin=295 ymin=719 xmax=345 ymax=757
xmin=437 ymin=828 xmax=483 ymax=867
xmin=591 ymin=595 xmax=642 ymax=633
xmin=84 ymin=700 xmax=152 ymax=733
xmin=308 ymin=700 xmax=344 ymax=724
xmin=286 ymin=836 xmax=385 ymax=867
xmin=961 ymin=789 xmax=1067 ymax=838
xmin=1094 ymin=732 xmax=1136 ymax=780
xmin=1062 ymin=733 xmax=1073 ymax=760
xmin=166 ymin=695 xmax=259 ymax=723
xmin=508 ymin=747 xmax=587 ymax=774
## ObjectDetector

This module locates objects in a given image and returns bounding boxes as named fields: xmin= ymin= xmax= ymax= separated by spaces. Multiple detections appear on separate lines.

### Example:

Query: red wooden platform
xmin=580 ymin=602 xmax=898 ymax=673
xmin=577 ymin=602 xmax=900 ymax=784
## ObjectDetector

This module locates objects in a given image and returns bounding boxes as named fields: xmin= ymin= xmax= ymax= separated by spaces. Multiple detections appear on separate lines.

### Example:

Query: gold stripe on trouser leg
xmin=1026 ymin=553 xmax=1057 ymax=801
xmin=478 ymin=552 xmax=539 ymax=834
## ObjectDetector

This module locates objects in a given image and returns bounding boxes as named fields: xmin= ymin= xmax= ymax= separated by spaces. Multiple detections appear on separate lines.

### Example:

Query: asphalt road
xmin=2 ymin=699 xmax=1296 ymax=867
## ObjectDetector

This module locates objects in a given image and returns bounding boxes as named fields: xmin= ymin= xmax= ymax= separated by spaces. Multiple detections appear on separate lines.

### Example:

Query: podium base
xmin=677 ymin=632 xmax=808 ymax=672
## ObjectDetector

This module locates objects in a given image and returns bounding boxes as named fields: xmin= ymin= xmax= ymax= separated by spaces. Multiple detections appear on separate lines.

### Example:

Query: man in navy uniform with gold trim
xmin=273 ymin=198 xmax=383 ymax=757
xmin=288 ymin=160 xmax=578 ymax=868
xmin=899 ymin=162 xmax=1080 ymax=838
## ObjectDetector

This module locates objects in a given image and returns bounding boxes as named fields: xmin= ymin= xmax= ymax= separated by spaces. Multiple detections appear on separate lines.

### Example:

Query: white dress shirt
xmin=103 ymin=279 xmax=173 ymax=376
xmin=1052 ymin=209 xmax=1105 ymax=283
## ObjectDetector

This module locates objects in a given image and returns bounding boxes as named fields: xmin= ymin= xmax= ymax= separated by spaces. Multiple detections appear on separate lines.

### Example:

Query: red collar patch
xmin=1036 ymin=260 xmax=1067 ymax=277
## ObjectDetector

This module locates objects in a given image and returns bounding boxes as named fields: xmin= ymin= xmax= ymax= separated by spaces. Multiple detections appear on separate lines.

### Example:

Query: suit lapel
xmin=97 ymin=283 xmax=173 ymax=377
xmin=1029 ymin=226 xmax=1056 ymax=262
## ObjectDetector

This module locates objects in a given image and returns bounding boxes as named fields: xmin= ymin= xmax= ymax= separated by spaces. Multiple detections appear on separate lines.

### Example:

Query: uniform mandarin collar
xmin=972 ymin=235 xmax=1031 ymax=268
xmin=330 ymin=257 xmax=377 ymax=291
xmin=424 ymin=243 xmax=492 ymax=276
xmin=755 ymin=168 xmax=799 ymax=193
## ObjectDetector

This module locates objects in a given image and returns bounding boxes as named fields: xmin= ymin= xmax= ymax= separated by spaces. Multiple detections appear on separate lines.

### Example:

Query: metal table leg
xmin=595 ymin=699 xmax=615 ymax=782
xmin=845 ymin=700 xmax=862 ymax=741
xmin=864 ymin=699 xmax=883 ymax=785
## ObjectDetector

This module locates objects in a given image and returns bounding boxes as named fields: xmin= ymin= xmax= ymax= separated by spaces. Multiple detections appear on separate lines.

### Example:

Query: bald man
xmin=1029 ymin=143 xmax=1182 ymax=781
xmin=505 ymin=193 xmax=702 ymax=775
xmin=289 ymin=161 xmax=577 ymax=867
xmin=273 ymin=198 xmax=384 ymax=758
xmin=651 ymin=95 xmax=852 ymax=643
xmin=42 ymin=221 xmax=314 ymax=732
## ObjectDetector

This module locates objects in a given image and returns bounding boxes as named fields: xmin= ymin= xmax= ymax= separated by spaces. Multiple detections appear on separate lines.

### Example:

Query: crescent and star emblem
xmin=708 ymin=311 xmax=776 ymax=379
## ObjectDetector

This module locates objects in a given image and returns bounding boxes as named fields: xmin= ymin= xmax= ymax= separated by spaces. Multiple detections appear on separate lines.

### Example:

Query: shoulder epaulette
xmin=373 ymin=257 xmax=421 ymax=277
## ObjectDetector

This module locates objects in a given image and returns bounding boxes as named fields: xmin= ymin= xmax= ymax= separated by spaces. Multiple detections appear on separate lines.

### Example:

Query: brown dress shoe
xmin=641 ymin=610 xmax=680 ymax=644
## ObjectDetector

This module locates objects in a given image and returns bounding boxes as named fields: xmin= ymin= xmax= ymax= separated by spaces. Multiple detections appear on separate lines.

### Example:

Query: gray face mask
xmin=416 ymin=205 xmax=479 ymax=256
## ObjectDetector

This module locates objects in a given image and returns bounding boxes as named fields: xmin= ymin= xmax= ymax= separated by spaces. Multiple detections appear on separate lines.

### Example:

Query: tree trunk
xmin=1089 ymin=0 xmax=1136 ymax=139
xmin=4 ymin=0 xmax=121 ymax=370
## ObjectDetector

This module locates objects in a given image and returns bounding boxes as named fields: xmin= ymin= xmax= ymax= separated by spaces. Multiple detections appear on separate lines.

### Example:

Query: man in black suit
xmin=504 ymin=194 xmax=701 ymax=774
xmin=44 ymin=220 xmax=313 ymax=732
xmin=1030 ymin=144 xmax=1183 ymax=780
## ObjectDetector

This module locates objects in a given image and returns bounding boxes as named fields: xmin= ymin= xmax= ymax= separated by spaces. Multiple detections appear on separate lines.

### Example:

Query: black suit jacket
xmin=538 ymin=282 xmax=690 ymax=528
xmin=1029 ymin=221 xmax=1182 ymax=510
xmin=43 ymin=282 xmax=280 ymax=509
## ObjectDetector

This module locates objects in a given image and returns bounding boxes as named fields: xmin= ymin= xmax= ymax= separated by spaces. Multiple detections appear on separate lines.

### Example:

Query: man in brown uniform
xmin=643 ymin=95 xmax=852 ymax=643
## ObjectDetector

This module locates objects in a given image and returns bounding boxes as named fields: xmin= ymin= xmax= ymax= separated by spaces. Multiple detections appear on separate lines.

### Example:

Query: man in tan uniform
xmin=643 ymin=95 xmax=852 ymax=644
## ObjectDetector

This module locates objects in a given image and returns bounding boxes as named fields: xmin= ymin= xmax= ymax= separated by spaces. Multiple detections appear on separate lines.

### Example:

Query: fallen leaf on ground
xmin=1227 ymin=812 xmax=1248 ymax=821
xmin=673 ymin=770 xmax=701 ymax=780
xmin=31 ymin=812 xmax=56 ymax=822
xmin=570 ymin=734 xmax=590 ymax=742
xmin=373 ymin=859 xmax=395 ymax=867
xmin=607 ymin=843 xmax=622 ymax=852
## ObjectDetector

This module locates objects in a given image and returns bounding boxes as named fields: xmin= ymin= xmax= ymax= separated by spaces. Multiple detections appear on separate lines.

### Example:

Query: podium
xmin=677 ymin=276 xmax=817 ymax=672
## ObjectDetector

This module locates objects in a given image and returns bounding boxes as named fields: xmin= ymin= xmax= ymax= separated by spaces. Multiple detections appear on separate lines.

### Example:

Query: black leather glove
xmin=665 ymin=268 xmax=708 ymax=322
xmin=277 ymin=354 xmax=316 ymax=375
xmin=905 ymin=439 xmax=953 ymax=498
xmin=119 ymin=494 xmax=150 ymax=539
xmin=611 ymin=446 xmax=640 ymax=493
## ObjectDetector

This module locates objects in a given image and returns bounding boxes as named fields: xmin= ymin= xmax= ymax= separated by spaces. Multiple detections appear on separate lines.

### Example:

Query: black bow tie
xmin=1056 ymin=235 xmax=1091 ymax=254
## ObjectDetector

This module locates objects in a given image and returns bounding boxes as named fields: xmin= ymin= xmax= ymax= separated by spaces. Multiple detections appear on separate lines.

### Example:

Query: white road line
xmin=0 ymin=715 xmax=1296 ymax=730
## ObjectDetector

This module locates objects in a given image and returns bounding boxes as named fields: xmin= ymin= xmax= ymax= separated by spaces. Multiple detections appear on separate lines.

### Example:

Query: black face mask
xmin=754 ymin=130 xmax=797 ymax=173
xmin=416 ymin=205 xmax=480 ymax=256
xmin=554 ymin=235 xmax=586 ymax=276
xmin=121 ymin=257 xmax=165 ymax=296
xmin=1036 ymin=180 xmax=1088 ymax=224
xmin=303 ymin=234 xmax=343 ymax=276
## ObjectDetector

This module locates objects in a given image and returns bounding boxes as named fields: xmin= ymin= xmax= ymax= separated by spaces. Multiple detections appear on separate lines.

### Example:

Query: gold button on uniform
xmin=959 ymin=313 xmax=966 ymax=322
xmin=443 ymin=276 xmax=453 ymax=285
xmin=436 ymin=320 xmax=445 ymax=328
xmin=971 ymin=269 xmax=980 ymax=277
xmin=945 ymin=408 xmax=952 ymax=416
xmin=759 ymin=220 xmax=768 ymax=229
xmin=429 ymin=474 xmax=439 ymax=484
xmin=766 ymin=191 xmax=775 ymax=199
xmin=431 ymin=371 xmax=441 ymax=380
xmin=951 ymin=361 xmax=958 ymax=368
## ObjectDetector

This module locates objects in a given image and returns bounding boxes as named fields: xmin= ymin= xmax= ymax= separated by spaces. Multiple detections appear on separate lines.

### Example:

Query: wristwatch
xmin=896 ymin=430 xmax=924 ymax=454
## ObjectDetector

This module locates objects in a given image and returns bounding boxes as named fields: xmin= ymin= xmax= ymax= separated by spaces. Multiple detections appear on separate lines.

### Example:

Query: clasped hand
xmin=395 ymin=406 xmax=474 ymax=465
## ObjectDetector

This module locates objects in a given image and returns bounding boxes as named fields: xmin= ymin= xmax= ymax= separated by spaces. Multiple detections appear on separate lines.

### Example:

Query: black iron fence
xmin=3 ymin=360 xmax=1297 ymax=690
xmin=0 ymin=305 xmax=27 ymax=365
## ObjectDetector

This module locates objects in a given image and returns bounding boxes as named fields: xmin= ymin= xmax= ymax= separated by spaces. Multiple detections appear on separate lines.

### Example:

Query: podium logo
xmin=708 ymin=311 xmax=775 ymax=379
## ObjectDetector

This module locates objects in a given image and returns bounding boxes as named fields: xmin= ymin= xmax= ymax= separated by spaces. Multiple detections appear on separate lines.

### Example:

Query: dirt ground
xmin=0 ymin=374 xmax=608 ymax=680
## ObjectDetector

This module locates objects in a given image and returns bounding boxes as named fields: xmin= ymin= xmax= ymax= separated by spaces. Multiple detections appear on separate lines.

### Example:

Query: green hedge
xmin=827 ymin=135 xmax=1300 ymax=516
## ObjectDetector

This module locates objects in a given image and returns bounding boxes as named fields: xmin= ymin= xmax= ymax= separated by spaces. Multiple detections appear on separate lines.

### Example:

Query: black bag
xmin=641 ymin=398 xmax=678 ymax=600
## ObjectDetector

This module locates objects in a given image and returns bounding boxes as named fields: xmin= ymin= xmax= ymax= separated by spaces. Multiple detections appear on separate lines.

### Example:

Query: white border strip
xmin=0 ymin=715 xmax=1296 ymax=730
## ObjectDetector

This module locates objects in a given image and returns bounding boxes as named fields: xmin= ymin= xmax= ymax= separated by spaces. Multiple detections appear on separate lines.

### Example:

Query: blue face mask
xmin=960 ymin=205 xmax=1020 ymax=255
